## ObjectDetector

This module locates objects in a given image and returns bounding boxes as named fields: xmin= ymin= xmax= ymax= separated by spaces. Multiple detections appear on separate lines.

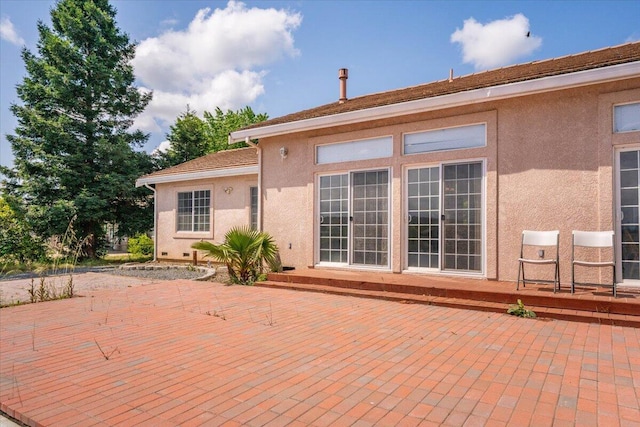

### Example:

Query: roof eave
xmin=229 ymin=61 xmax=640 ymax=142
xmin=136 ymin=165 xmax=259 ymax=187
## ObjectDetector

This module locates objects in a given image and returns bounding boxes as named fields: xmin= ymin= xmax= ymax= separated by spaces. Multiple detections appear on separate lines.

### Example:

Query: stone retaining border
xmin=118 ymin=263 xmax=217 ymax=281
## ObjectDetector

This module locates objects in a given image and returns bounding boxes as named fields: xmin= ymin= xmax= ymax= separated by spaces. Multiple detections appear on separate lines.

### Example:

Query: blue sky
xmin=1 ymin=0 xmax=639 ymax=170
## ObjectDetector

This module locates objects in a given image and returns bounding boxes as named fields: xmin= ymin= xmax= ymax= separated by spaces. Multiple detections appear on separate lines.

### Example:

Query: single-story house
xmin=138 ymin=41 xmax=640 ymax=288
xmin=136 ymin=147 xmax=258 ymax=261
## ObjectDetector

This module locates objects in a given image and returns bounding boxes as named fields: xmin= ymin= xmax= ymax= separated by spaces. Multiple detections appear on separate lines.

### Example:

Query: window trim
xmin=316 ymin=135 xmax=393 ymax=165
xmin=176 ymin=189 xmax=211 ymax=233
xmin=249 ymin=186 xmax=258 ymax=230
xmin=403 ymin=123 xmax=487 ymax=155
xmin=613 ymin=101 xmax=640 ymax=134
xmin=402 ymin=158 xmax=486 ymax=277
xmin=315 ymin=167 xmax=392 ymax=270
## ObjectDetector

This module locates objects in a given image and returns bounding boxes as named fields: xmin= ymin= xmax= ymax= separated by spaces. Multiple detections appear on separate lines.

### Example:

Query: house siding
xmin=155 ymin=175 xmax=257 ymax=262
xmin=259 ymin=77 xmax=640 ymax=283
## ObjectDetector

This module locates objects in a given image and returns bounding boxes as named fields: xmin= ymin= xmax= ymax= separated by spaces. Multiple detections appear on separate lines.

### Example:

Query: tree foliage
xmin=1 ymin=0 xmax=154 ymax=258
xmin=156 ymin=107 xmax=208 ymax=169
xmin=127 ymin=233 xmax=154 ymax=256
xmin=157 ymin=106 xmax=268 ymax=168
xmin=204 ymin=106 xmax=268 ymax=153
xmin=0 ymin=196 xmax=46 ymax=263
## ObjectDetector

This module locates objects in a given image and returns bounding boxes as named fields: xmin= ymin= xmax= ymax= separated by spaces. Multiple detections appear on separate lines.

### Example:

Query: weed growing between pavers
xmin=507 ymin=299 xmax=537 ymax=318
xmin=94 ymin=339 xmax=120 ymax=360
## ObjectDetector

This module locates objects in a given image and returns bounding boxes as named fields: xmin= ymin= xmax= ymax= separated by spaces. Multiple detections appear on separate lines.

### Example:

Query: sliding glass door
xmin=407 ymin=161 xmax=483 ymax=273
xmin=318 ymin=170 xmax=389 ymax=268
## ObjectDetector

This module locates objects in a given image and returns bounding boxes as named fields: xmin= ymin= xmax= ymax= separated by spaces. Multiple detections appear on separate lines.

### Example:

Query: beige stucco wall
xmin=155 ymin=175 xmax=257 ymax=263
xmin=258 ymin=77 xmax=640 ymax=284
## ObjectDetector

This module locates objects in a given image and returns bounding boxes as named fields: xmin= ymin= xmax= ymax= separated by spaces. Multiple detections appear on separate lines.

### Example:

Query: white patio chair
xmin=571 ymin=230 xmax=616 ymax=297
xmin=517 ymin=230 xmax=560 ymax=292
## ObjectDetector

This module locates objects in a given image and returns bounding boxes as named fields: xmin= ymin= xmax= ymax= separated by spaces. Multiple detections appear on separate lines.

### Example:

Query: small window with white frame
xmin=249 ymin=186 xmax=258 ymax=230
xmin=614 ymin=102 xmax=640 ymax=133
xmin=404 ymin=123 xmax=486 ymax=155
xmin=177 ymin=190 xmax=210 ymax=232
xmin=316 ymin=136 xmax=393 ymax=165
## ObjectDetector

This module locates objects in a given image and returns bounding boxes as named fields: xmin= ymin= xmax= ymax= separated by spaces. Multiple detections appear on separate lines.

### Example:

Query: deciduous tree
xmin=156 ymin=107 xmax=208 ymax=168
xmin=204 ymin=106 xmax=268 ymax=152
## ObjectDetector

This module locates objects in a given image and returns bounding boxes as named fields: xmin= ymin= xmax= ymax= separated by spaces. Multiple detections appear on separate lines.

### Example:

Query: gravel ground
xmin=109 ymin=268 xmax=209 ymax=281
xmin=0 ymin=266 xmax=227 ymax=307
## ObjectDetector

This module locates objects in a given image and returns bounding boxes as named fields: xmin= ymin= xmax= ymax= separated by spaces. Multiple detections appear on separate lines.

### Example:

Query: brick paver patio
xmin=1 ymin=277 xmax=639 ymax=426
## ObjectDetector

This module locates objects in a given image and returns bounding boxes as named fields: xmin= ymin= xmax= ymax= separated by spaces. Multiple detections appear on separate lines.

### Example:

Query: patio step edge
xmin=266 ymin=273 xmax=638 ymax=316
xmin=258 ymin=280 xmax=640 ymax=328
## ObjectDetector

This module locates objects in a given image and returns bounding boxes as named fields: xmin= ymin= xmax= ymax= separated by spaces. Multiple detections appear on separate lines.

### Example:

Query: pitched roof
xmin=241 ymin=41 xmax=640 ymax=131
xmin=137 ymin=147 xmax=258 ymax=185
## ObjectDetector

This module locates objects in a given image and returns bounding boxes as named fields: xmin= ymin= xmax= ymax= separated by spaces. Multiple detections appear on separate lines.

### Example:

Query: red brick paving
xmin=1 ymin=279 xmax=640 ymax=426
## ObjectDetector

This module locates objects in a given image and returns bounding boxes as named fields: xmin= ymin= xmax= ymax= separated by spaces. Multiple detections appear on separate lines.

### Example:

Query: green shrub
xmin=127 ymin=234 xmax=154 ymax=256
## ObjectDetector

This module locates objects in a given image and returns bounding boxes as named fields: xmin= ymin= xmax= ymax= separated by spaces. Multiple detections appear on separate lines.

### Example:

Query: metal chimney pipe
xmin=339 ymin=68 xmax=348 ymax=103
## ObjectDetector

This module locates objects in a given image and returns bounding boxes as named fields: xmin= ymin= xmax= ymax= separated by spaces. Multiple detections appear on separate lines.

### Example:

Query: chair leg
xmin=553 ymin=262 xmax=559 ymax=293
xmin=612 ymin=265 xmax=616 ymax=298
xmin=517 ymin=261 xmax=522 ymax=290
xmin=571 ymin=262 xmax=575 ymax=294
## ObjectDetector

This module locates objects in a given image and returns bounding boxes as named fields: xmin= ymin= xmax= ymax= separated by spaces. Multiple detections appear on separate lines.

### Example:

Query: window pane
xmin=614 ymin=103 xmax=640 ymax=133
xmin=177 ymin=192 xmax=193 ymax=231
xmin=250 ymin=187 xmax=258 ymax=230
xmin=193 ymin=190 xmax=210 ymax=232
xmin=317 ymin=137 xmax=393 ymax=164
xmin=177 ymin=190 xmax=210 ymax=232
xmin=407 ymin=166 xmax=440 ymax=269
xmin=404 ymin=124 xmax=486 ymax=154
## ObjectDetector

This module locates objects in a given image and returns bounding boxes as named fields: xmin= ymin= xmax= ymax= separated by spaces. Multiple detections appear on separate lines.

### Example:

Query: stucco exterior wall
xmin=259 ymin=77 xmax=640 ymax=284
xmin=155 ymin=175 xmax=257 ymax=263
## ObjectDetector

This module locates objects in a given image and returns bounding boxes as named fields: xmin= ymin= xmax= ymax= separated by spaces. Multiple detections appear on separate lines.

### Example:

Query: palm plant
xmin=192 ymin=226 xmax=281 ymax=285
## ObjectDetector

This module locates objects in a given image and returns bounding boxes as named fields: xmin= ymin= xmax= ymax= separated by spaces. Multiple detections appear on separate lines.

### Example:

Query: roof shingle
xmin=140 ymin=146 xmax=257 ymax=179
xmin=242 ymin=41 xmax=640 ymax=131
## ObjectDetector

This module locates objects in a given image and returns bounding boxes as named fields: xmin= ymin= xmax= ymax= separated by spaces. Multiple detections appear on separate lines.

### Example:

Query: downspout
xmin=230 ymin=135 xmax=262 ymax=231
xmin=143 ymin=183 xmax=158 ymax=261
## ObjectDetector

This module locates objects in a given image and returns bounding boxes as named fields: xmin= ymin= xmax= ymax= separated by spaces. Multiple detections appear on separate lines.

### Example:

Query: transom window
xmin=404 ymin=124 xmax=486 ymax=155
xmin=614 ymin=102 xmax=640 ymax=133
xmin=177 ymin=190 xmax=210 ymax=232
xmin=316 ymin=136 xmax=393 ymax=165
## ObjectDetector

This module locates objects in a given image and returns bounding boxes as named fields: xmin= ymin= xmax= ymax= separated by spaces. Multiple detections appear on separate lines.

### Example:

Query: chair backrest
xmin=572 ymin=230 xmax=614 ymax=248
xmin=522 ymin=230 xmax=559 ymax=246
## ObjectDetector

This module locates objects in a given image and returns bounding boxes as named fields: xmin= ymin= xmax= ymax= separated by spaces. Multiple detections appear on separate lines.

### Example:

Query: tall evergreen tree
xmin=2 ymin=0 xmax=153 ymax=258
xmin=157 ymin=107 xmax=208 ymax=169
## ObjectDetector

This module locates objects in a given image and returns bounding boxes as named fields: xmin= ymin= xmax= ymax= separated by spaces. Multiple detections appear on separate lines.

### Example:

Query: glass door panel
xmin=351 ymin=170 xmax=389 ymax=267
xmin=442 ymin=162 xmax=482 ymax=272
xmin=319 ymin=174 xmax=349 ymax=263
xmin=407 ymin=167 xmax=440 ymax=268
xmin=619 ymin=150 xmax=640 ymax=280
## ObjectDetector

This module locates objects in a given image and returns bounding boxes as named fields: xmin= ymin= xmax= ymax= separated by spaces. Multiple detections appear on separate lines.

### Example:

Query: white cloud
xmin=134 ymin=69 xmax=266 ymax=132
xmin=151 ymin=140 xmax=171 ymax=155
xmin=451 ymin=14 xmax=542 ymax=70
xmin=132 ymin=0 xmax=301 ymax=133
xmin=0 ymin=16 xmax=25 ymax=46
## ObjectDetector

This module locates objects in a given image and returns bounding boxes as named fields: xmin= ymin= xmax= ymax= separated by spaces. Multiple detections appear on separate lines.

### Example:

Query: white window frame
xmin=176 ymin=189 xmax=211 ymax=233
xmin=614 ymin=102 xmax=640 ymax=134
xmin=249 ymin=186 xmax=258 ymax=230
xmin=315 ymin=167 xmax=392 ymax=270
xmin=403 ymin=158 xmax=486 ymax=277
xmin=403 ymin=123 xmax=486 ymax=155
xmin=614 ymin=146 xmax=640 ymax=286
xmin=316 ymin=136 xmax=393 ymax=165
